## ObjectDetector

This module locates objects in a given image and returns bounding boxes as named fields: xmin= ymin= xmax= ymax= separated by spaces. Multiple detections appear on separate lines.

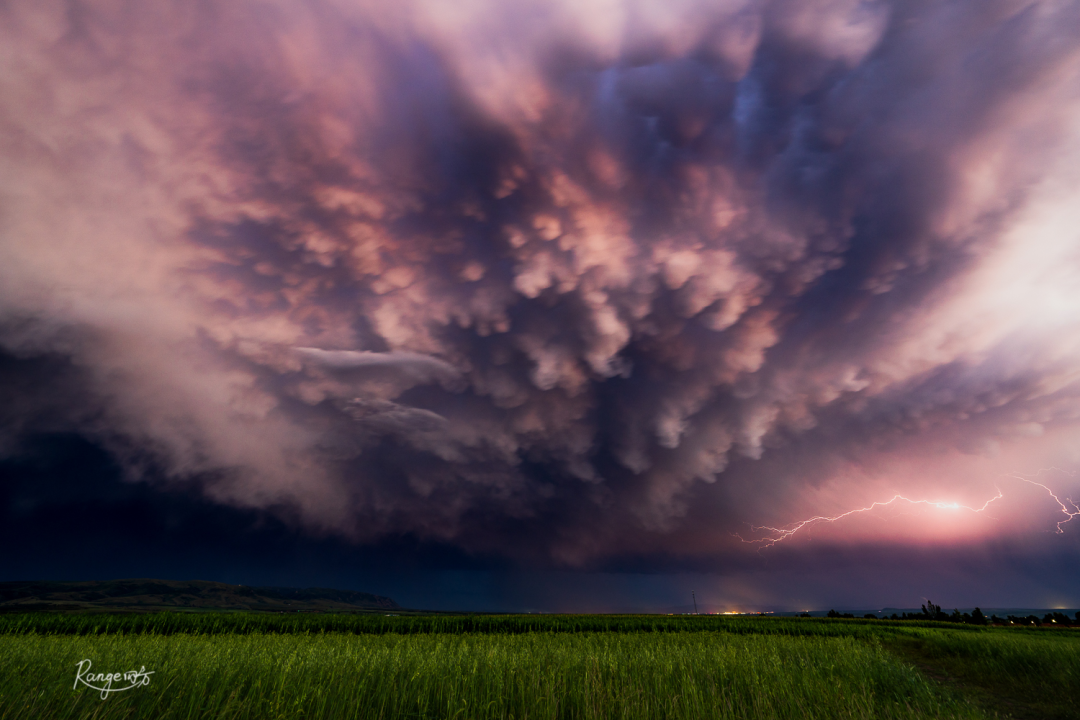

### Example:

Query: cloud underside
xmin=1 ymin=0 xmax=1079 ymax=564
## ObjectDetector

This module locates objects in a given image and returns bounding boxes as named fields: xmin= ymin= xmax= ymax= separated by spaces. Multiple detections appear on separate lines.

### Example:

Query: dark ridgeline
xmin=0 ymin=579 xmax=398 ymax=613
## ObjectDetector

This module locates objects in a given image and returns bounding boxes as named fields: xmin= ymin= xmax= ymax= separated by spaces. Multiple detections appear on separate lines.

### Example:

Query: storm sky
xmin=2 ymin=0 xmax=1080 ymax=611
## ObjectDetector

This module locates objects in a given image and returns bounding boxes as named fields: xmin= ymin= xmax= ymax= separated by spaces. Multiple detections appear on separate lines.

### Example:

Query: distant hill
xmin=0 ymin=579 xmax=400 ymax=613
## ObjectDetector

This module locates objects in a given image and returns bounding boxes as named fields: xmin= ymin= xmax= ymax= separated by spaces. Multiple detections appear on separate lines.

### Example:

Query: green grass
xmin=0 ymin=631 xmax=984 ymax=720
xmin=0 ymin=611 xmax=949 ymax=637
xmin=884 ymin=628 xmax=1080 ymax=720
xmin=0 ymin=614 xmax=1075 ymax=720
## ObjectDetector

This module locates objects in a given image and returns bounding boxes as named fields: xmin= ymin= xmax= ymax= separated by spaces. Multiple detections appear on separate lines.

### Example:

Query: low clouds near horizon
xmin=2 ymin=0 xmax=1080 ymax=570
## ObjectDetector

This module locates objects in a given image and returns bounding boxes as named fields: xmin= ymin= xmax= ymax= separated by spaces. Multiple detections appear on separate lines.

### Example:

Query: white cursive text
xmin=73 ymin=659 xmax=154 ymax=699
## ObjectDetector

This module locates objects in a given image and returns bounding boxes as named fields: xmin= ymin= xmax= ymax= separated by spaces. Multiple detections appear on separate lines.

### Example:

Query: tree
xmin=922 ymin=600 xmax=943 ymax=621
xmin=970 ymin=607 xmax=986 ymax=625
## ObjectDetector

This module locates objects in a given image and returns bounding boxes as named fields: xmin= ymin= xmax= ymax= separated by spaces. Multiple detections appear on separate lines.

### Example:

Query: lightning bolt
xmin=736 ymin=490 xmax=1004 ymax=549
xmin=1003 ymin=467 xmax=1080 ymax=533
xmin=740 ymin=468 xmax=1080 ymax=548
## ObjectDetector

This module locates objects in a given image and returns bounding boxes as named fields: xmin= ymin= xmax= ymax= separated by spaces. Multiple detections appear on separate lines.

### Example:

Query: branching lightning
xmin=736 ymin=491 xmax=1004 ymax=549
xmin=740 ymin=467 xmax=1080 ymax=549
xmin=1003 ymin=467 xmax=1080 ymax=533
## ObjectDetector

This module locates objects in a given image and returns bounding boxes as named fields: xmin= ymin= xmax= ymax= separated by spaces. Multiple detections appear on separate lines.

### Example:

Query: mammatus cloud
xmin=1 ymin=0 xmax=1079 ymax=564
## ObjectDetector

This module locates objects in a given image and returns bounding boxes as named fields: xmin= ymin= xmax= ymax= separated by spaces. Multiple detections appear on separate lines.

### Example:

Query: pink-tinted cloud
xmin=1 ymin=0 xmax=1079 ymax=566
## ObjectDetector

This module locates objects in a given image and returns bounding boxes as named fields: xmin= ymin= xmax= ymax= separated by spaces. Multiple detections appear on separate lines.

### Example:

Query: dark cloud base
xmin=5 ymin=429 xmax=1078 ymax=612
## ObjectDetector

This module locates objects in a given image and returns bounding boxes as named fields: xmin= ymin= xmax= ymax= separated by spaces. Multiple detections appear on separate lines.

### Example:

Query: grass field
xmin=0 ymin=614 xmax=1076 ymax=720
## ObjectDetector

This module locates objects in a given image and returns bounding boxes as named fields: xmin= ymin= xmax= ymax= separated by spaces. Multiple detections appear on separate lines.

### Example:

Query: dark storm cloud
xmin=1 ymin=0 xmax=1079 ymax=567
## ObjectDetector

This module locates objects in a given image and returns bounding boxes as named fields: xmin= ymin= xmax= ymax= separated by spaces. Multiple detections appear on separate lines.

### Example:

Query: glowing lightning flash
xmin=1004 ymin=468 xmax=1080 ymax=534
xmin=736 ymin=491 xmax=1004 ymax=549
xmin=740 ymin=468 xmax=1080 ymax=548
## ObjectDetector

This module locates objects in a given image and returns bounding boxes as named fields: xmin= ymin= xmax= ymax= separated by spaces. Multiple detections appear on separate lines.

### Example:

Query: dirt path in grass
xmin=881 ymin=637 xmax=1076 ymax=720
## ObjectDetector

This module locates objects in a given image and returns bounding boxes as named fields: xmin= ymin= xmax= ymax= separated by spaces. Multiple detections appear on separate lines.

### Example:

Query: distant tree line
xmin=823 ymin=601 xmax=1080 ymax=626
